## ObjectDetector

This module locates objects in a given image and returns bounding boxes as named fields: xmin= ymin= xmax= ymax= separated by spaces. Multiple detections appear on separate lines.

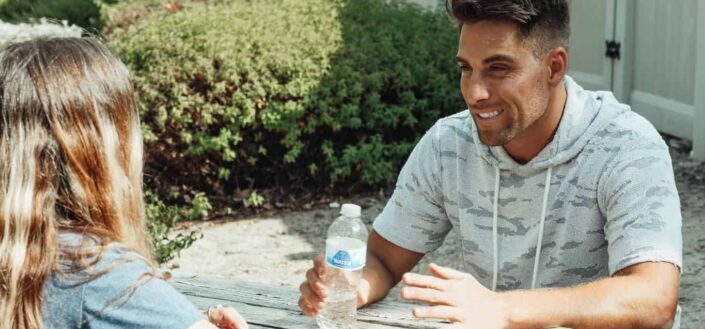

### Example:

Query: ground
xmin=165 ymin=142 xmax=705 ymax=329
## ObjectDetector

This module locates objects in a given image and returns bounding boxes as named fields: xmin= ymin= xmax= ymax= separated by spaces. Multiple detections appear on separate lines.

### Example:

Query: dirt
xmin=165 ymin=144 xmax=705 ymax=329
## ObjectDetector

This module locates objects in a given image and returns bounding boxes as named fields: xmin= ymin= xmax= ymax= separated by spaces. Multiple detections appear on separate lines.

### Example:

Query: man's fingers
xmin=298 ymin=253 xmax=329 ymax=317
xmin=298 ymin=281 xmax=309 ymax=295
xmin=299 ymin=281 xmax=326 ymax=305
xmin=298 ymin=294 xmax=321 ymax=317
xmin=412 ymin=305 xmax=460 ymax=322
xmin=313 ymin=254 xmax=327 ymax=277
xmin=400 ymin=286 xmax=450 ymax=305
xmin=298 ymin=296 xmax=314 ymax=316
xmin=305 ymin=268 xmax=329 ymax=298
xmin=429 ymin=263 xmax=465 ymax=280
xmin=402 ymin=272 xmax=447 ymax=291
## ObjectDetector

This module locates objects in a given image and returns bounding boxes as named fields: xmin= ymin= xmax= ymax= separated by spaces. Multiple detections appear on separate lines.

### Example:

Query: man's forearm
xmin=357 ymin=230 xmax=426 ymax=308
xmin=502 ymin=264 xmax=679 ymax=329
xmin=357 ymin=251 xmax=397 ymax=307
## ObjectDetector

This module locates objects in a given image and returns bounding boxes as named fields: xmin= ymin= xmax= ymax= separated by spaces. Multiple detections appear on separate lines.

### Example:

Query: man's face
xmin=456 ymin=20 xmax=551 ymax=146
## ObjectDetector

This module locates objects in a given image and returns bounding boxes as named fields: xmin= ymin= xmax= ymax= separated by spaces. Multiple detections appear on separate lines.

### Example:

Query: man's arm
xmin=402 ymin=262 xmax=679 ymax=329
xmin=357 ymin=230 xmax=425 ymax=307
xmin=502 ymin=262 xmax=680 ymax=329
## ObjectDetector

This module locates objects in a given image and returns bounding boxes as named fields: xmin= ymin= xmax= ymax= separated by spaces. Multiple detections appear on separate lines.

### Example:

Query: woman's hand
xmin=207 ymin=305 xmax=249 ymax=329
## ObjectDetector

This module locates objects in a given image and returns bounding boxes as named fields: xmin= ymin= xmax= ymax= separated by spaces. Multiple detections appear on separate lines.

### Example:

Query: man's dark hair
xmin=446 ymin=0 xmax=570 ymax=56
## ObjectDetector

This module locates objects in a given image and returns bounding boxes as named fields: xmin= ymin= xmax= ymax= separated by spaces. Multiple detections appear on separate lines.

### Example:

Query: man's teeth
xmin=478 ymin=110 xmax=501 ymax=119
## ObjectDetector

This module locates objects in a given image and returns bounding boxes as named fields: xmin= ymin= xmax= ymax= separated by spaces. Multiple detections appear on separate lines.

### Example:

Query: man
xmin=299 ymin=0 xmax=682 ymax=328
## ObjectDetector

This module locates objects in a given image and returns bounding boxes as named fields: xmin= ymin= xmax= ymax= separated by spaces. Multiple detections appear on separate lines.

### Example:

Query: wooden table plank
xmin=171 ymin=273 xmax=445 ymax=328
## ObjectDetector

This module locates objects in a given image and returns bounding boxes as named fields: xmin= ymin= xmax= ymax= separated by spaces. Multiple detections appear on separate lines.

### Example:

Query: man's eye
xmin=459 ymin=65 xmax=471 ymax=72
xmin=490 ymin=65 xmax=508 ymax=72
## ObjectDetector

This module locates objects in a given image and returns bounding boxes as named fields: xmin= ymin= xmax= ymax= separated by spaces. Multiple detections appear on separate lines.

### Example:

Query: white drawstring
xmin=491 ymin=167 xmax=500 ymax=291
xmin=491 ymin=166 xmax=553 ymax=291
xmin=531 ymin=167 xmax=553 ymax=289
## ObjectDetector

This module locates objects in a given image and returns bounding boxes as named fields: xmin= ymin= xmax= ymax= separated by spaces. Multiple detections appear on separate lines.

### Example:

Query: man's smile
xmin=474 ymin=109 xmax=505 ymax=120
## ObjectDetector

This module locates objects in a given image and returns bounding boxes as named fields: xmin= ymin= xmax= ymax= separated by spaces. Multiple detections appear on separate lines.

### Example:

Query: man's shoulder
xmin=432 ymin=110 xmax=476 ymax=144
xmin=436 ymin=110 xmax=471 ymax=127
xmin=588 ymin=109 xmax=673 ymax=186
xmin=592 ymin=109 xmax=666 ymax=151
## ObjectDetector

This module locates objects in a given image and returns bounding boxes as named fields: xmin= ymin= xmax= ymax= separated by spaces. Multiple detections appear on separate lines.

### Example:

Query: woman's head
xmin=0 ymin=37 xmax=148 ymax=328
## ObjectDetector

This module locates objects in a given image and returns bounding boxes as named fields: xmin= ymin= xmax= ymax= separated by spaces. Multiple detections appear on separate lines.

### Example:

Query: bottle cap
xmin=340 ymin=203 xmax=361 ymax=218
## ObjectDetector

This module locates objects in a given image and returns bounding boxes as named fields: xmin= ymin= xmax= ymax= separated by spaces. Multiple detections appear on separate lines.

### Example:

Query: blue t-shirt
xmin=42 ymin=234 xmax=204 ymax=329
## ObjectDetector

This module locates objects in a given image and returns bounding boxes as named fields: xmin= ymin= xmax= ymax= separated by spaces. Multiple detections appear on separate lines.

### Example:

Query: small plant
xmin=186 ymin=192 xmax=213 ymax=220
xmin=145 ymin=190 xmax=210 ymax=264
xmin=245 ymin=191 xmax=265 ymax=208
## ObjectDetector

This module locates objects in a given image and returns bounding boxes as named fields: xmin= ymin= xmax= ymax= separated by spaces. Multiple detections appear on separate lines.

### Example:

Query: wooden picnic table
xmin=171 ymin=272 xmax=570 ymax=329
xmin=171 ymin=272 xmax=447 ymax=328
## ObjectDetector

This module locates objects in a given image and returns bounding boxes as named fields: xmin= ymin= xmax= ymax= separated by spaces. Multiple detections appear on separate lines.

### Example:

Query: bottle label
xmin=325 ymin=237 xmax=366 ymax=270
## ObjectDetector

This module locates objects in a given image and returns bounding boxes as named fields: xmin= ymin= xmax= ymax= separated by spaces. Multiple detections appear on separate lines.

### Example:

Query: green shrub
xmin=0 ymin=0 xmax=115 ymax=30
xmin=108 ymin=0 xmax=464 ymax=199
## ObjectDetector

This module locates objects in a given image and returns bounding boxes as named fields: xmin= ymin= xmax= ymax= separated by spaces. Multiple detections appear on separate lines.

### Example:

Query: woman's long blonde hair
xmin=0 ymin=37 xmax=151 ymax=329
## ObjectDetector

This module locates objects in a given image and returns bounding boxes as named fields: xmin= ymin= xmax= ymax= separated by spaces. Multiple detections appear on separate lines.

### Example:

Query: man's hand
xmin=401 ymin=263 xmax=509 ymax=329
xmin=403 ymin=262 xmax=679 ymax=329
xmin=298 ymin=254 xmax=328 ymax=316
xmin=297 ymin=231 xmax=425 ymax=317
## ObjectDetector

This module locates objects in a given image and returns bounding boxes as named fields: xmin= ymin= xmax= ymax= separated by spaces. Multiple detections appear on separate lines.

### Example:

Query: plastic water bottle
xmin=317 ymin=203 xmax=368 ymax=329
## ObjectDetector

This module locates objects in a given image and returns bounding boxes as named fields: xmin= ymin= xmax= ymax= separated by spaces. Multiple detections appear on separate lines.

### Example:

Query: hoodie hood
xmin=469 ymin=76 xmax=632 ymax=291
xmin=471 ymin=75 xmax=630 ymax=174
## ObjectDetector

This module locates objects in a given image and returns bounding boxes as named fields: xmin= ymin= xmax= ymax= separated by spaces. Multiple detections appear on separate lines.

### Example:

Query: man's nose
xmin=464 ymin=76 xmax=490 ymax=106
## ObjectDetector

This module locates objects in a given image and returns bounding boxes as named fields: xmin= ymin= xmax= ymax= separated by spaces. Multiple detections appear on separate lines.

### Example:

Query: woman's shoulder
xmin=44 ymin=232 xmax=204 ymax=329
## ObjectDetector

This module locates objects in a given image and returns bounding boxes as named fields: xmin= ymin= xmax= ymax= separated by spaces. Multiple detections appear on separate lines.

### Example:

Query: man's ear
xmin=546 ymin=47 xmax=568 ymax=86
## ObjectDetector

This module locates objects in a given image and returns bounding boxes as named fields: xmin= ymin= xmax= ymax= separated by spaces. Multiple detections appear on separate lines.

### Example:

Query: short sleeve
xmin=82 ymin=248 xmax=204 ymax=329
xmin=599 ymin=139 xmax=683 ymax=275
xmin=373 ymin=122 xmax=451 ymax=253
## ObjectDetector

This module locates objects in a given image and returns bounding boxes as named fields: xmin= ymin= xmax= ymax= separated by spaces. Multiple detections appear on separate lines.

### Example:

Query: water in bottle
xmin=317 ymin=203 xmax=368 ymax=329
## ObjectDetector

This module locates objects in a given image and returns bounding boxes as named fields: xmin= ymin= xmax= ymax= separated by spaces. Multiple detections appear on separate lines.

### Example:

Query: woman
xmin=0 ymin=37 xmax=247 ymax=329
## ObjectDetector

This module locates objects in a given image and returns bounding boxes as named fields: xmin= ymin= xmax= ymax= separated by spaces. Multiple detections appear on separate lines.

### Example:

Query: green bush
xmin=108 ymin=0 xmax=464 ymax=199
xmin=0 ymin=0 xmax=115 ymax=30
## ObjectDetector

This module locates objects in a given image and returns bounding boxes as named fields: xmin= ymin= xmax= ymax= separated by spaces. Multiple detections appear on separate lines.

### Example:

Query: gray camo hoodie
xmin=374 ymin=75 xmax=682 ymax=326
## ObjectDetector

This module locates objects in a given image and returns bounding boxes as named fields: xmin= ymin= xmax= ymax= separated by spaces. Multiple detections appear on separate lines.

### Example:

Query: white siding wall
xmin=632 ymin=0 xmax=697 ymax=106
xmin=566 ymin=0 xmax=614 ymax=93
xmin=569 ymin=0 xmax=609 ymax=78
xmin=693 ymin=0 xmax=705 ymax=160
xmin=629 ymin=0 xmax=699 ymax=141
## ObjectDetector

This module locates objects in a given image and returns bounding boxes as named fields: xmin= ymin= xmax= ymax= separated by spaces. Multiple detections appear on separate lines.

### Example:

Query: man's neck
xmin=503 ymin=86 xmax=568 ymax=164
